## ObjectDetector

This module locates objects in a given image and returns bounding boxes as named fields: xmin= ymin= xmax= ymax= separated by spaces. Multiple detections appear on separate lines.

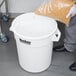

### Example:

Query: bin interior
xmin=11 ymin=13 xmax=57 ymax=39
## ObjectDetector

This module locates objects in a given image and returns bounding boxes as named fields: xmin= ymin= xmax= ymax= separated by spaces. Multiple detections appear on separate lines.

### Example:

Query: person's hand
xmin=66 ymin=15 xmax=68 ymax=18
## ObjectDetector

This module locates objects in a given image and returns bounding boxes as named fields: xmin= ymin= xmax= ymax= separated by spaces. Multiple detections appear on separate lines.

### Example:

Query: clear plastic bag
xmin=35 ymin=0 xmax=76 ymax=26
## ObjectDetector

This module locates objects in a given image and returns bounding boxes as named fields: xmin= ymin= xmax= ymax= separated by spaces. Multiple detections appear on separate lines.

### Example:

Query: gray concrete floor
xmin=0 ymin=20 xmax=76 ymax=76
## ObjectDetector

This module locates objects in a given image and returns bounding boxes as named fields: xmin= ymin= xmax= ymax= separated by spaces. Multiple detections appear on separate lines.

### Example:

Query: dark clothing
xmin=64 ymin=15 xmax=76 ymax=52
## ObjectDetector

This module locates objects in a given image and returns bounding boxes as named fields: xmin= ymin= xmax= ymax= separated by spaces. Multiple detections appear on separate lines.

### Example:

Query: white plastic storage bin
xmin=10 ymin=12 xmax=61 ymax=73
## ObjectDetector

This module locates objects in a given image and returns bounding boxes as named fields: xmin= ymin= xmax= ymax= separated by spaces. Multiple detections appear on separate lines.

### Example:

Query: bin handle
xmin=19 ymin=38 xmax=31 ymax=45
xmin=51 ymin=28 xmax=61 ymax=41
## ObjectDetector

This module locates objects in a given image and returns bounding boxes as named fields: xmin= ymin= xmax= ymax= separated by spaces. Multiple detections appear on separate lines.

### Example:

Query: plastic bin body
xmin=15 ymin=34 xmax=53 ymax=73
xmin=10 ymin=12 xmax=61 ymax=73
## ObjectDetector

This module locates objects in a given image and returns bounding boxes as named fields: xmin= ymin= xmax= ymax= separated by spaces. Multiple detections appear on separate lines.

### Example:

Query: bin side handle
xmin=51 ymin=28 xmax=61 ymax=41
xmin=19 ymin=38 xmax=31 ymax=45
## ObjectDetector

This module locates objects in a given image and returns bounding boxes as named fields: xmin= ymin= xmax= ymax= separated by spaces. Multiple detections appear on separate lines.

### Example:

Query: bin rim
xmin=10 ymin=12 xmax=58 ymax=40
xmin=12 ymin=26 xmax=57 ymax=40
